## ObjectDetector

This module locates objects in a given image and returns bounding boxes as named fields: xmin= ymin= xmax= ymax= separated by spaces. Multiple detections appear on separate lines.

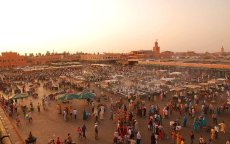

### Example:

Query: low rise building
xmin=80 ymin=53 xmax=124 ymax=61
xmin=0 ymin=52 xmax=27 ymax=69
xmin=129 ymin=50 xmax=153 ymax=59
xmin=30 ymin=54 xmax=63 ymax=65
xmin=160 ymin=51 xmax=174 ymax=59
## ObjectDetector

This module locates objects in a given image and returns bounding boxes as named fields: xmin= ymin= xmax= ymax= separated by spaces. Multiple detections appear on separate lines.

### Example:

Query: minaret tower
xmin=153 ymin=40 xmax=160 ymax=59
xmin=221 ymin=46 xmax=224 ymax=53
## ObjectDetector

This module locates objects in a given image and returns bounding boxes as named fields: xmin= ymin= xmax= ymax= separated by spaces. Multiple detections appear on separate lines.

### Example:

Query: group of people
xmin=0 ymin=64 xmax=229 ymax=144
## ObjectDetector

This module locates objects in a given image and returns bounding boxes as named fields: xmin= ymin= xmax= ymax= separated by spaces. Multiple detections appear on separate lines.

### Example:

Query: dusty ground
xmin=4 ymin=82 xmax=230 ymax=144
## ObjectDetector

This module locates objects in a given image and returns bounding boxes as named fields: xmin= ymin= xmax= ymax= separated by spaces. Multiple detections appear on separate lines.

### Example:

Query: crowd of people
xmin=0 ymin=64 xmax=229 ymax=144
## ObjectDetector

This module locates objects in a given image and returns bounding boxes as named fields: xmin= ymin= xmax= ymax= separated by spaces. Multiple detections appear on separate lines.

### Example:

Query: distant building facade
xmin=129 ymin=50 xmax=153 ymax=59
xmin=80 ymin=53 xmax=124 ymax=61
xmin=160 ymin=51 xmax=174 ymax=59
xmin=30 ymin=54 xmax=63 ymax=65
xmin=0 ymin=52 xmax=27 ymax=69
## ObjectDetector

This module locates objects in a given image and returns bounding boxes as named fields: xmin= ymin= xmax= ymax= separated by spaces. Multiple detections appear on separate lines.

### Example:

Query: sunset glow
xmin=0 ymin=0 xmax=229 ymax=54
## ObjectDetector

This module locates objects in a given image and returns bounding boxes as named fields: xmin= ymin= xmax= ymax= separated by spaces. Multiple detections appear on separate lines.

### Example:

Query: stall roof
xmin=217 ymin=78 xmax=227 ymax=81
xmin=169 ymin=72 xmax=182 ymax=75
xmin=199 ymin=83 xmax=209 ymax=86
xmin=170 ymin=87 xmax=185 ymax=92
xmin=157 ymin=70 xmax=168 ymax=72
xmin=91 ymin=64 xmax=111 ymax=67
xmin=184 ymin=85 xmax=201 ymax=89
xmin=208 ymin=79 xmax=217 ymax=84
xmin=161 ymin=78 xmax=175 ymax=81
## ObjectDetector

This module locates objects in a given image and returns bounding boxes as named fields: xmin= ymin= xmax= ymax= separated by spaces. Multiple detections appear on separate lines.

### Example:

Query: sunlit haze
xmin=0 ymin=0 xmax=229 ymax=54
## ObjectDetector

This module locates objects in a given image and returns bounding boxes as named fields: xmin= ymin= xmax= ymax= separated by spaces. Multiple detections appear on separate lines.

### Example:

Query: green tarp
xmin=58 ymin=93 xmax=80 ymax=101
xmin=58 ymin=92 xmax=94 ymax=101
xmin=79 ymin=92 xmax=94 ymax=99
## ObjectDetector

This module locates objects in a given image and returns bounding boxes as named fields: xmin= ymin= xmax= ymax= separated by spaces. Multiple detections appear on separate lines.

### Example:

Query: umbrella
xmin=10 ymin=93 xmax=28 ymax=99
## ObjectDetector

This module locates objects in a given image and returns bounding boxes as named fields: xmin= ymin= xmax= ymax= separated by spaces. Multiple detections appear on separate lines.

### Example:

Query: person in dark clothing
xmin=151 ymin=133 xmax=156 ymax=144
xmin=82 ymin=124 xmax=87 ymax=139
xmin=190 ymin=131 xmax=195 ymax=144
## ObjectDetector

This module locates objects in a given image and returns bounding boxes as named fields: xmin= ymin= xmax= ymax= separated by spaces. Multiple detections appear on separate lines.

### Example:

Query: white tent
xmin=161 ymin=78 xmax=175 ymax=81
xmin=217 ymin=78 xmax=226 ymax=81
xmin=169 ymin=72 xmax=182 ymax=75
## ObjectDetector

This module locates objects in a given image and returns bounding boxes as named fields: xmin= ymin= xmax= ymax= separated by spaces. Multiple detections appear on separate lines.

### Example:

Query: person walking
xmin=77 ymin=126 xmax=82 ymax=139
xmin=94 ymin=123 xmax=98 ymax=140
xmin=63 ymin=110 xmax=67 ymax=121
xmin=199 ymin=135 xmax=205 ymax=144
xmin=66 ymin=133 xmax=72 ymax=144
xmin=214 ymin=125 xmax=219 ymax=139
xmin=37 ymin=103 xmax=40 ymax=112
xmin=16 ymin=114 xmax=21 ymax=127
xmin=151 ymin=133 xmax=156 ymax=144
xmin=73 ymin=108 xmax=77 ymax=120
xmin=136 ymin=131 xmax=141 ymax=144
xmin=210 ymin=128 xmax=215 ymax=141
xmin=183 ymin=115 xmax=188 ymax=127
xmin=219 ymin=121 xmax=226 ymax=134
xmin=82 ymin=124 xmax=87 ymax=139
xmin=190 ymin=131 xmax=195 ymax=144
xmin=56 ymin=137 xmax=61 ymax=144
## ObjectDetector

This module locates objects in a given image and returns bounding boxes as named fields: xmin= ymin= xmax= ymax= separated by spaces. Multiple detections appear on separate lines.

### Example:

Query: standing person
xmin=212 ymin=113 xmax=217 ymax=125
xmin=28 ymin=111 xmax=32 ymax=123
xmin=57 ymin=104 xmax=62 ymax=114
xmin=77 ymin=126 xmax=82 ymax=139
xmin=94 ymin=123 xmax=98 ymax=140
xmin=99 ymin=106 xmax=104 ymax=120
xmin=181 ymin=138 xmax=185 ymax=144
xmin=56 ymin=137 xmax=61 ymax=144
xmin=210 ymin=128 xmax=215 ymax=141
xmin=136 ymin=131 xmax=141 ymax=144
xmin=190 ymin=131 xmax=195 ymax=144
xmin=42 ymin=98 xmax=46 ymax=110
xmin=148 ymin=95 xmax=151 ymax=101
xmin=82 ymin=124 xmax=87 ymax=139
xmin=183 ymin=115 xmax=188 ymax=127
xmin=37 ymin=102 xmax=40 ymax=112
xmin=16 ymin=114 xmax=21 ymax=127
xmin=199 ymin=135 xmax=205 ymax=144
xmin=14 ymin=102 xmax=18 ymax=113
xmin=214 ymin=125 xmax=219 ymax=139
xmin=219 ymin=121 xmax=226 ymax=134
xmin=66 ymin=133 xmax=72 ymax=144
xmin=73 ymin=108 xmax=77 ymax=120
xmin=151 ymin=133 xmax=156 ymax=144
xmin=63 ymin=110 xmax=67 ymax=121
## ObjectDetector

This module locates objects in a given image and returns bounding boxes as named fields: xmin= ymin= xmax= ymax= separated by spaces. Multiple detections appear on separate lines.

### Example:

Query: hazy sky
xmin=0 ymin=0 xmax=229 ymax=54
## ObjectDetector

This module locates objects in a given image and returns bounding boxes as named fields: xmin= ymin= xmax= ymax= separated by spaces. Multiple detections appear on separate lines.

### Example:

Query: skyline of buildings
xmin=0 ymin=41 xmax=230 ymax=69
xmin=0 ymin=41 xmax=228 ymax=56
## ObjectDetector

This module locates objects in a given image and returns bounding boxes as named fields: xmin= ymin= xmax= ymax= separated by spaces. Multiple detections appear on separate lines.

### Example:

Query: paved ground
xmin=2 ymin=82 xmax=230 ymax=144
